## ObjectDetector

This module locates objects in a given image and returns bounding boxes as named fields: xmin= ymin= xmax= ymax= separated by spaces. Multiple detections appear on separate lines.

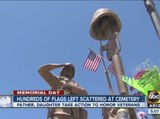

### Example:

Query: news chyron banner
xmin=148 ymin=90 xmax=160 ymax=115
xmin=0 ymin=90 xmax=64 ymax=108
xmin=1 ymin=90 xmax=146 ymax=108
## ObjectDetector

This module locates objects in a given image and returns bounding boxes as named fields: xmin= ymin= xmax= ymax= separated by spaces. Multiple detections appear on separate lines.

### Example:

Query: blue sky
xmin=0 ymin=1 xmax=160 ymax=119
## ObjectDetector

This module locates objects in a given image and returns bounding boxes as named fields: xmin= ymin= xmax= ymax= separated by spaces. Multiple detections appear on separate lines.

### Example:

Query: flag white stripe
xmin=92 ymin=55 xmax=101 ymax=72
xmin=84 ymin=59 xmax=90 ymax=69
xmin=90 ymin=55 xmax=99 ymax=71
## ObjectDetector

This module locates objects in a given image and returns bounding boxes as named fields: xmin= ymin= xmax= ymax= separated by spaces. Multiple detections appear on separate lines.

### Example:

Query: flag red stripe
xmin=107 ymin=63 xmax=115 ymax=75
xmin=92 ymin=55 xmax=101 ymax=72
xmin=91 ymin=55 xmax=101 ymax=71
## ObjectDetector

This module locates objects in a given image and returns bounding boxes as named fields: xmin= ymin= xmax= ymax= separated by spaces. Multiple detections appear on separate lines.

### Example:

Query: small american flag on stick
xmin=83 ymin=50 xmax=101 ymax=72
xmin=107 ymin=63 xmax=116 ymax=75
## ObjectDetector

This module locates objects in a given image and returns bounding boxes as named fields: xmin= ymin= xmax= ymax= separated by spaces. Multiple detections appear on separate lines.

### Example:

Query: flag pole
xmin=143 ymin=0 xmax=160 ymax=40
xmin=99 ymin=40 xmax=115 ymax=95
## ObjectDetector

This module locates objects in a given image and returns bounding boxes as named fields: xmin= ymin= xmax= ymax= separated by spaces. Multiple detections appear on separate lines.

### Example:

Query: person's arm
xmin=70 ymin=84 xmax=88 ymax=95
xmin=38 ymin=64 xmax=65 ymax=88
xmin=63 ymin=82 xmax=88 ymax=95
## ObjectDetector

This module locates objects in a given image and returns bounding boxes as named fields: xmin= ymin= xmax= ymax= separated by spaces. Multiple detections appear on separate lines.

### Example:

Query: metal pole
xmin=108 ymin=35 xmax=130 ymax=119
xmin=111 ymin=44 xmax=128 ymax=95
xmin=47 ymin=108 xmax=53 ymax=119
xmin=144 ymin=0 xmax=160 ymax=39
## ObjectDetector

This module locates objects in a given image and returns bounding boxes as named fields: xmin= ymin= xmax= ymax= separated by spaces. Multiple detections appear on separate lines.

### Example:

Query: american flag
xmin=107 ymin=63 xmax=116 ymax=75
xmin=83 ymin=51 xmax=101 ymax=72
